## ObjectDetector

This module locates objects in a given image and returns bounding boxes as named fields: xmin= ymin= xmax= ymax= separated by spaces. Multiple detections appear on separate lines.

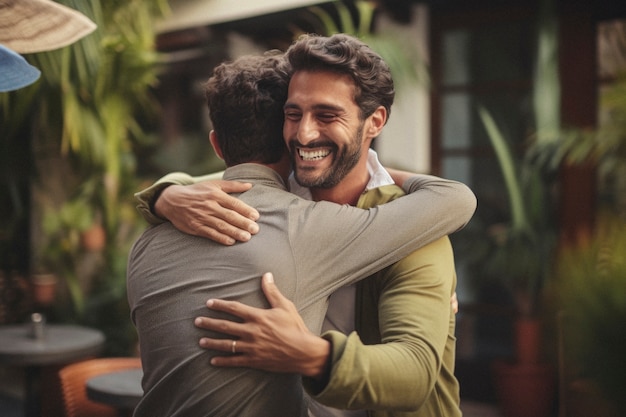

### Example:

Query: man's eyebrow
xmin=283 ymin=102 xmax=345 ymax=112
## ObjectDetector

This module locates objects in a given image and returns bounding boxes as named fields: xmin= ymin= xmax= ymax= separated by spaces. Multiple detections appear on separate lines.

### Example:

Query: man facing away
xmin=137 ymin=34 xmax=473 ymax=417
xmin=128 ymin=48 xmax=476 ymax=416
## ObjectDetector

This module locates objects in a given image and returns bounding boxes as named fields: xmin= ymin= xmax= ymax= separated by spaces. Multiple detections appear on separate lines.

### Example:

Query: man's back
xmin=129 ymin=181 xmax=304 ymax=416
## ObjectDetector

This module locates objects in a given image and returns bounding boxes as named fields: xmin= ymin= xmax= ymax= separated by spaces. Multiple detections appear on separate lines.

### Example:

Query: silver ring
xmin=231 ymin=340 xmax=237 ymax=354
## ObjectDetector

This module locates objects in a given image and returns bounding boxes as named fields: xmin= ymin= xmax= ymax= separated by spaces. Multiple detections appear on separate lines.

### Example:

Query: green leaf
xmin=478 ymin=106 xmax=529 ymax=232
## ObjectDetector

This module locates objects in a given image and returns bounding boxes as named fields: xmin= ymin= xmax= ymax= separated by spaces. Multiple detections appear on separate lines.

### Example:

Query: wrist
xmin=300 ymin=336 xmax=331 ymax=380
xmin=153 ymin=184 xmax=178 ymax=220
xmin=151 ymin=188 xmax=165 ymax=219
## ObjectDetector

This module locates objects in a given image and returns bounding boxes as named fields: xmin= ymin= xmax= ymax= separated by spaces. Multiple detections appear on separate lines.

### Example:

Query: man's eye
xmin=318 ymin=114 xmax=336 ymax=121
xmin=284 ymin=112 xmax=301 ymax=120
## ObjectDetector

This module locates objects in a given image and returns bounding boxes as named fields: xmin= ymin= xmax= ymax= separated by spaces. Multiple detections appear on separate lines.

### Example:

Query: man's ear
xmin=209 ymin=130 xmax=224 ymax=160
xmin=365 ymin=106 xmax=387 ymax=138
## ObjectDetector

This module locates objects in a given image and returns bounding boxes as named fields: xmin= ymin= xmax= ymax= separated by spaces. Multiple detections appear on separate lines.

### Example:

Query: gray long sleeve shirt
xmin=127 ymin=163 xmax=476 ymax=417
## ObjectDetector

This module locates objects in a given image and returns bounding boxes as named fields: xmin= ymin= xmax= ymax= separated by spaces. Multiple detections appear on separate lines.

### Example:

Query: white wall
xmin=158 ymin=0 xmax=332 ymax=33
xmin=376 ymin=5 xmax=431 ymax=174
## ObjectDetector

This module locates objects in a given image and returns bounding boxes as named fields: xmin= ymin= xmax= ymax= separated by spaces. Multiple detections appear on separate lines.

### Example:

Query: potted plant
xmin=30 ymin=272 xmax=59 ymax=308
xmin=536 ymin=69 xmax=626 ymax=417
xmin=462 ymin=3 xmax=563 ymax=415
xmin=553 ymin=213 xmax=625 ymax=417
xmin=8 ymin=0 xmax=169 ymax=355
xmin=475 ymin=107 xmax=558 ymax=417
xmin=36 ymin=197 xmax=97 ymax=315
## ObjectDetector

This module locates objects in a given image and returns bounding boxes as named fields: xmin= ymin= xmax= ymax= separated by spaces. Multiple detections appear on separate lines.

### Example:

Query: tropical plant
xmin=529 ymin=20 xmax=626 ymax=216
xmin=555 ymin=213 xmax=626 ymax=412
xmin=465 ymin=0 xmax=560 ymax=317
xmin=529 ymin=70 xmax=626 ymax=216
xmin=475 ymin=107 xmax=558 ymax=317
xmin=1 ymin=0 xmax=168 ymax=354
xmin=298 ymin=0 xmax=429 ymax=88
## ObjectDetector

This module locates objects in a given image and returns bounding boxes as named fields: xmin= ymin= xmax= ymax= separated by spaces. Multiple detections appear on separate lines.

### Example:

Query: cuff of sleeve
xmin=303 ymin=331 xmax=342 ymax=395
xmin=303 ymin=330 xmax=357 ymax=400
xmin=134 ymin=180 xmax=182 ymax=225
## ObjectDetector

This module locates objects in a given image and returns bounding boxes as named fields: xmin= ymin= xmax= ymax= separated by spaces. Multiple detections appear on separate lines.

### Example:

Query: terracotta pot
xmin=31 ymin=274 xmax=58 ymax=307
xmin=81 ymin=224 xmax=106 ymax=251
xmin=515 ymin=317 xmax=541 ymax=364
xmin=566 ymin=378 xmax=620 ymax=417
xmin=493 ymin=360 xmax=556 ymax=417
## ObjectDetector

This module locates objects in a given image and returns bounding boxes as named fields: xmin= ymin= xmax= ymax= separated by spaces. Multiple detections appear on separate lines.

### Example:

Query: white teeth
xmin=298 ymin=148 xmax=330 ymax=161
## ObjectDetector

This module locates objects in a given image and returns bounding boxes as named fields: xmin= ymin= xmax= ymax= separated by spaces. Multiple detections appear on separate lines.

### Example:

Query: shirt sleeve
xmin=303 ymin=237 xmax=458 ymax=412
xmin=402 ymin=174 xmax=476 ymax=234
xmin=289 ymin=177 xmax=475 ymax=305
xmin=134 ymin=171 xmax=224 ymax=224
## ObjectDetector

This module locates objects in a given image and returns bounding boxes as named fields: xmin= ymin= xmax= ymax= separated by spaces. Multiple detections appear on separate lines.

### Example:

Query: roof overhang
xmin=157 ymin=0 xmax=332 ymax=34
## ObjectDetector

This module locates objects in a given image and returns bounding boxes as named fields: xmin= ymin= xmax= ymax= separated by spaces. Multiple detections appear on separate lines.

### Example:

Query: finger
xmin=260 ymin=272 xmax=289 ymax=309
xmin=211 ymin=183 xmax=260 ymax=221
xmin=195 ymin=223 xmax=247 ymax=245
xmin=205 ymin=298 xmax=261 ymax=321
xmin=194 ymin=317 xmax=252 ymax=342
xmin=216 ymin=180 xmax=253 ymax=195
xmin=210 ymin=354 xmax=252 ymax=368
xmin=450 ymin=292 xmax=459 ymax=314
xmin=198 ymin=336 xmax=242 ymax=353
xmin=205 ymin=212 xmax=258 ymax=238
xmin=183 ymin=211 xmax=255 ymax=243
xmin=195 ymin=316 xmax=234 ymax=333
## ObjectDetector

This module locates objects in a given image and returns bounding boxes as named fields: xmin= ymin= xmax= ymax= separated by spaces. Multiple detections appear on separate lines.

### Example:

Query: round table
xmin=0 ymin=323 xmax=105 ymax=417
xmin=86 ymin=368 xmax=143 ymax=413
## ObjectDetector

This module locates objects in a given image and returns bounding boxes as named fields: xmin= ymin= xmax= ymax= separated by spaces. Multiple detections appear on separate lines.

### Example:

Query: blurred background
xmin=1 ymin=0 xmax=625 ymax=416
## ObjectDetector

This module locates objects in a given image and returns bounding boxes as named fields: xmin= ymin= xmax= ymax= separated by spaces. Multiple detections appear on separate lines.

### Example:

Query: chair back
xmin=59 ymin=357 xmax=142 ymax=417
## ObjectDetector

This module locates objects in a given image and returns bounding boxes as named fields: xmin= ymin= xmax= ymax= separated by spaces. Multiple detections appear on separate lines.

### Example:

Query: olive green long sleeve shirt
xmin=304 ymin=185 xmax=462 ymax=417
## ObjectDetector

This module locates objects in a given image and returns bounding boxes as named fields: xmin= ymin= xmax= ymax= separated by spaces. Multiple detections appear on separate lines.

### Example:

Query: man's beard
xmin=292 ymin=123 xmax=364 ymax=189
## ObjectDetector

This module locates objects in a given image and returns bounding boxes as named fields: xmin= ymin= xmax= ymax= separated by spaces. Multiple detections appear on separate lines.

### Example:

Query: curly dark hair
xmin=204 ymin=51 xmax=289 ymax=166
xmin=285 ymin=33 xmax=395 ymax=122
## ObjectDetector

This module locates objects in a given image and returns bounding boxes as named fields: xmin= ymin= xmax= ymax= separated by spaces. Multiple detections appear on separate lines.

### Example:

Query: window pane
xmin=442 ymin=155 xmax=472 ymax=184
xmin=441 ymin=93 xmax=471 ymax=149
xmin=442 ymin=91 xmax=533 ymax=151
xmin=442 ymin=21 xmax=533 ymax=86
xmin=442 ymin=30 xmax=470 ymax=85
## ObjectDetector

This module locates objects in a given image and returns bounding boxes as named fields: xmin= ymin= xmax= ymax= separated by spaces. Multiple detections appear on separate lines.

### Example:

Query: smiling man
xmin=285 ymin=69 xmax=377 ymax=205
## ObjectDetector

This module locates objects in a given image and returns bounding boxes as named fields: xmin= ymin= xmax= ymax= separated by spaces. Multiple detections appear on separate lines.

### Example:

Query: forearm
xmin=304 ymin=331 xmax=438 ymax=411
xmin=304 ymin=239 xmax=455 ymax=411
xmin=401 ymin=174 xmax=477 ymax=233
xmin=135 ymin=172 xmax=220 ymax=223
xmin=293 ymin=335 xmax=332 ymax=380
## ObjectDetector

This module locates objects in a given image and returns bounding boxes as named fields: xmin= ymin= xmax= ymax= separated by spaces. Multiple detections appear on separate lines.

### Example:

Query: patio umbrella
xmin=0 ymin=44 xmax=41 ymax=92
xmin=0 ymin=0 xmax=96 ymax=54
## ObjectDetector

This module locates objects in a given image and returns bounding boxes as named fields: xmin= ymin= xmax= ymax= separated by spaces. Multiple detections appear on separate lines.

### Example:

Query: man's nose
xmin=296 ymin=114 xmax=320 ymax=145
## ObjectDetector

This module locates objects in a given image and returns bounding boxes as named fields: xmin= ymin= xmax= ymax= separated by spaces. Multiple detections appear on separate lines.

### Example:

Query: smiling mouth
xmin=298 ymin=148 xmax=331 ymax=161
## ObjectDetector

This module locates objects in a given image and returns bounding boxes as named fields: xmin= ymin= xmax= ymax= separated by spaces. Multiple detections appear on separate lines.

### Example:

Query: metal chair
xmin=59 ymin=357 xmax=141 ymax=417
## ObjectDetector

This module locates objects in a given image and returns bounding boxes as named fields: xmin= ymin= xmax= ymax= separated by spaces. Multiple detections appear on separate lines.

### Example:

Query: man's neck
xmin=259 ymin=152 xmax=292 ymax=184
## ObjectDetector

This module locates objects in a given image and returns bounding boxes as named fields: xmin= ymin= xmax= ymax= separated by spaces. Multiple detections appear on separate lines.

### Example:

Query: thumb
xmin=218 ymin=180 xmax=253 ymax=193
xmin=260 ymin=272 xmax=287 ymax=308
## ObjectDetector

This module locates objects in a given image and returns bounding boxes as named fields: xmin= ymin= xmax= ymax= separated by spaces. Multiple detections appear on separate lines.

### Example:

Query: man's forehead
xmin=289 ymin=69 xmax=354 ymax=85
xmin=286 ymin=69 xmax=357 ymax=106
